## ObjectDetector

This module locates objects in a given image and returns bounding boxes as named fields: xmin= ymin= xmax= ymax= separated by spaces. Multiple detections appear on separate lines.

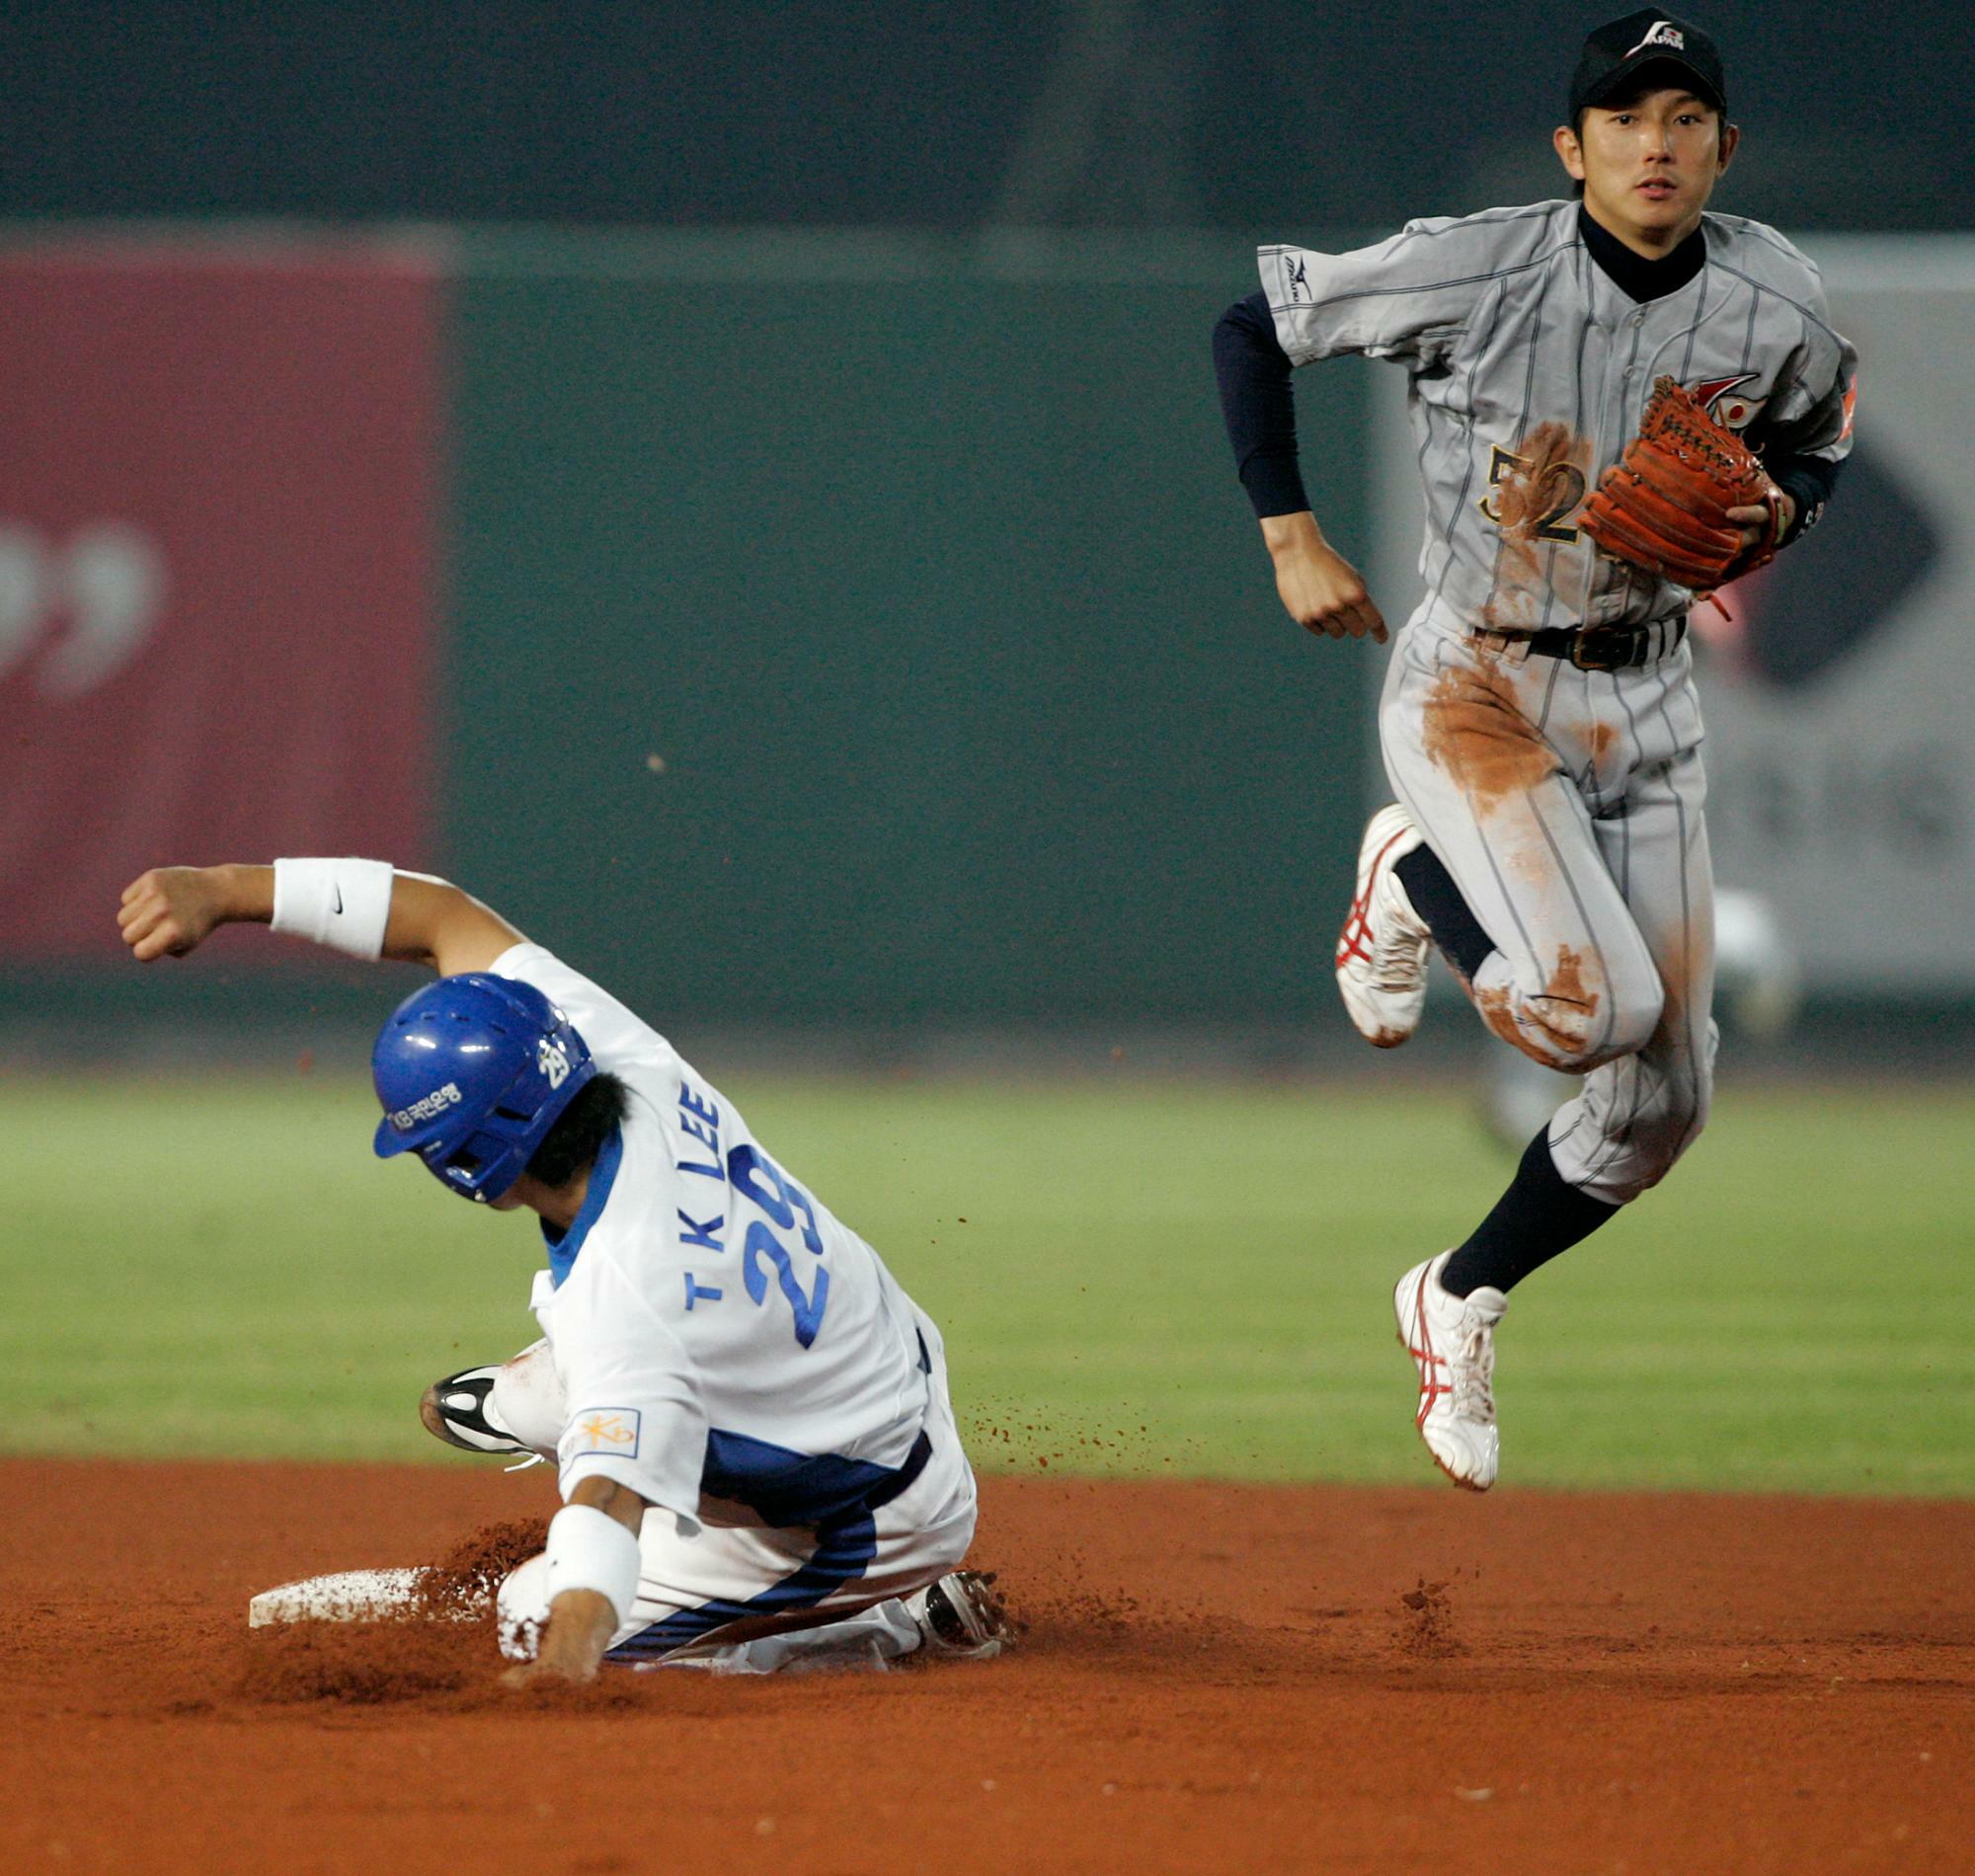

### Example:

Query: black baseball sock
xmin=1440 ymin=1126 xmax=1620 ymax=1297
xmin=1392 ymin=844 xmax=1496 ymax=982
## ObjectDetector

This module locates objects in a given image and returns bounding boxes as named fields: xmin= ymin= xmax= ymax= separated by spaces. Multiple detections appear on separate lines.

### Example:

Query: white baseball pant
xmin=489 ymin=1315 xmax=978 ymax=1673
xmin=1381 ymin=605 xmax=1716 ymax=1205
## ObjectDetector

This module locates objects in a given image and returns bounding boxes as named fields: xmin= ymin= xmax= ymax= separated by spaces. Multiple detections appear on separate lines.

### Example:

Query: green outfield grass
xmin=6 ymin=1069 xmax=1970 ymax=1495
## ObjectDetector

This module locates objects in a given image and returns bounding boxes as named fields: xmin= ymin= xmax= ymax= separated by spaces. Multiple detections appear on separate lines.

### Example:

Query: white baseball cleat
xmin=1394 ymin=1251 xmax=1507 ymax=1491
xmin=1336 ymin=804 xmax=1432 ymax=1047
xmin=906 ymin=1571 xmax=1015 ymax=1660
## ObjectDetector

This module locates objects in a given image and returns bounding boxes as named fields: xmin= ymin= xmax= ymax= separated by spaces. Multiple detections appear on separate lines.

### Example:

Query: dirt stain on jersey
xmin=1420 ymin=663 xmax=1556 ymax=815
xmin=1481 ymin=423 xmax=1591 ymax=635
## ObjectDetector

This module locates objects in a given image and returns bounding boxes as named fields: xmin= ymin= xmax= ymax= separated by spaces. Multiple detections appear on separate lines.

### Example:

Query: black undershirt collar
xmin=1577 ymin=203 xmax=1706 ymax=303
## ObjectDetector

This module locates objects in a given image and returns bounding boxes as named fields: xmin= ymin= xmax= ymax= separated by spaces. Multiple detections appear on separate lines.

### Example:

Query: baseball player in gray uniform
xmin=1213 ymin=11 xmax=1856 ymax=1489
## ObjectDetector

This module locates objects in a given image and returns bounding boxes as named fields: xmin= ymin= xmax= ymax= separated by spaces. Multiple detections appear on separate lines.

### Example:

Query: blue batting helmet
xmin=371 ymin=975 xmax=596 ymax=1203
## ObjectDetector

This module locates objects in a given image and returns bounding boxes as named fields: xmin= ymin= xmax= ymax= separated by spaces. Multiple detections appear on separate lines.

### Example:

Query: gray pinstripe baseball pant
xmin=1380 ymin=604 xmax=1717 ymax=1206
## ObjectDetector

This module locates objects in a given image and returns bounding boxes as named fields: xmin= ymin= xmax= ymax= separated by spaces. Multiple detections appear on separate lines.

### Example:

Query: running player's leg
xmin=1377 ymin=627 xmax=1657 ymax=1486
xmin=1435 ymin=754 xmax=1712 ymax=1301
xmin=1414 ymin=652 xmax=1722 ymax=1303
xmin=1380 ymin=625 xmax=1667 ymax=1074
xmin=1544 ymin=743 xmax=1716 ymax=1209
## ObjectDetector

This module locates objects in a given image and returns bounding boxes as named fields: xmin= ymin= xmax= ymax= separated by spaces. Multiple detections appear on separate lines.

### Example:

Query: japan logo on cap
xmin=1627 ymin=20 xmax=1687 ymax=55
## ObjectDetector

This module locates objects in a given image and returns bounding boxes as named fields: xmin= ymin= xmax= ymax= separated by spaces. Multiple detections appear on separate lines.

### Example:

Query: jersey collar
xmin=1577 ymin=203 xmax=1707 ymax=304
xmin=540 ymin=1126 xmax=623 ymax=1289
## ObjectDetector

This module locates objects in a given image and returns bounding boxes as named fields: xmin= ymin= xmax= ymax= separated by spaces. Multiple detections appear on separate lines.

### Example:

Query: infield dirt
xmin=3 ymin=1457 xmax=1969 ymax=1874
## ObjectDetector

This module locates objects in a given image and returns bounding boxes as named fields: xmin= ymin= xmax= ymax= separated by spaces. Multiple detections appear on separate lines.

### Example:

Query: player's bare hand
xmin=499 ymin=1584 xmax=616 ymax=1689
xmin=1259 ymin=512 xmax=1387 ymax=643
xmin=498 ymin=1622 xmax=606 ymax=1689
xmin=118 ymin=866 xmax=227 ymax=962
xmin=1726 ymin=491 xmax=1794 ymax=559
xmin=498 ymin=1655 xmax=599 ymax=1691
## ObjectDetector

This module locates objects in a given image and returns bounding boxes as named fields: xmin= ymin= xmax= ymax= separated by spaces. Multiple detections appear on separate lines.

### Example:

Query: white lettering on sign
xmin=0 ymin=521 xmax=169 ymax=697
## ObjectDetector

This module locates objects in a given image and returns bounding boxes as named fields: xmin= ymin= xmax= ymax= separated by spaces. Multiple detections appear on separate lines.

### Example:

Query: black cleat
xmin=908 ymin=1571 xmax=1014 ymax=1659
xmin=420 ymin=1365 xmax=533 ymax=1456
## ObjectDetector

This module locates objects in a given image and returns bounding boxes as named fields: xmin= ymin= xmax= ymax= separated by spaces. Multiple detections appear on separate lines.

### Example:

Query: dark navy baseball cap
xmin=1568 ymin=12 xmax=1727 ymax=120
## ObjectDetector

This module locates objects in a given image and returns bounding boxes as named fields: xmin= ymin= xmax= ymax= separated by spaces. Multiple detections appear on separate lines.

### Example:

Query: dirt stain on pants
xmin=1475 ymin=944 xmax=1605 ymax=1069
xmin=1419 ymin=664 xmax=1557 ymax=817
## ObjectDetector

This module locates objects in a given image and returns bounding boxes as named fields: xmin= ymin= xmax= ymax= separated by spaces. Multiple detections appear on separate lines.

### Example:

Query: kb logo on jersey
xmin=570 ymin=1409 xmax=642 ymax=1457
xmin=537 ymin=1037 xmax=572 ymax=1088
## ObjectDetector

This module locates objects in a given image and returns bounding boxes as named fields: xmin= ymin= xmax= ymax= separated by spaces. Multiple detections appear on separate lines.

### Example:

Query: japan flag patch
xmin=568 ymin=1409 xmax=643 ymax=1457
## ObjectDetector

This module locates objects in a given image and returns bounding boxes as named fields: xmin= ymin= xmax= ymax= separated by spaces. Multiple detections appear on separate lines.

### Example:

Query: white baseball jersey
xmin=1259 ymin=198 xmax=1857 ymax=635
xmin=490 ymin=943 xmax=934 ymax=1534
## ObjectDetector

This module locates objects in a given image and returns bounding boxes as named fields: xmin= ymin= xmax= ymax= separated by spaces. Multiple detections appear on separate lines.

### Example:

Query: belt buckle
xmin=1569 ymin=628 xmax=1631 ymax=672
xmin=1471 ymin=626 xmax=1533 ymax=665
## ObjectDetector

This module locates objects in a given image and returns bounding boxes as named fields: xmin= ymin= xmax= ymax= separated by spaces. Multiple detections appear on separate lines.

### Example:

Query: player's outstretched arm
xmin=379 ymin=871 xmax=525 ymax=976
xmin=500 ymin=1474 xmax=651 ymax=1689
xmin=117 ymin=862 xmax=523 ymax=977
xmin=1260 ymin=511 xmax=1388 ymax=643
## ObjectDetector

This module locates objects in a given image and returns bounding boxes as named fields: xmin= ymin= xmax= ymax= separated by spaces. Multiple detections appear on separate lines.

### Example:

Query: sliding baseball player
xmin=118 ymin=857 xmax=1010 ymax=1679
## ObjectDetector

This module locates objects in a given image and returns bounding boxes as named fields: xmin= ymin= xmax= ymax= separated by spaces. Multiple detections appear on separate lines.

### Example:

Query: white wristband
xmin=271 ymin=857 xmax=394 ymax=961
xmin=544 ymin=1503 xmax=642 ymax=1626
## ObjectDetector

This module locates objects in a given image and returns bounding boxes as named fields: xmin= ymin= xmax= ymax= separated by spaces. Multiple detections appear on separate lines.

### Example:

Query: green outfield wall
xmin=0 ymin=228 xmax=1376 ymax=1038
xmin=4 ymin=225 xmax=1968 ymax=1050
xmin=442 ymin=234 xmax=1373 ymax=1026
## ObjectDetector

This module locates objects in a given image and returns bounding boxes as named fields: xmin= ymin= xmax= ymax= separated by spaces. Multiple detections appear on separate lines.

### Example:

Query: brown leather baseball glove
xmin=1579 ymin=375 xmax=1785 ymax=590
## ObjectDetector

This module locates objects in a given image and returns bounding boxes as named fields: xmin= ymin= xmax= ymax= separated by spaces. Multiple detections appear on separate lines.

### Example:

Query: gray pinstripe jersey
xmin=1260 ymin=199 xmax=1857 ymax=634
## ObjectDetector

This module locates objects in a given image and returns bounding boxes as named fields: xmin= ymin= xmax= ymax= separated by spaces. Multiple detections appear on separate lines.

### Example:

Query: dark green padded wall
xmin=445 ymin=241 xmax=1376 ymax=1026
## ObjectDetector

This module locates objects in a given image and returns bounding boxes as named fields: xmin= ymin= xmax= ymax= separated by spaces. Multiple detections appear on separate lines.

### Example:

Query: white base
xmin=247 ymin=1566 xmax=470 ymax=1628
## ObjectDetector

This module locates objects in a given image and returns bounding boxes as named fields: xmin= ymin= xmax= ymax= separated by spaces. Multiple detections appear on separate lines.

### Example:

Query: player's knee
xmin=1570 ymin=957 xmax=1664 ymax=1070
xmin=490 ymin=1340 xmax=567 ymax=1455
xmin=1632 ymin=1019 xmax=1716 ymax=1186
xmin=1624 ymin=1074 xmax=1711 ymax=1192
xmin=1599 ymin=977 xmax=1665 ymax=1065
xmin=1511 ymin=975 xmax=1660 ymax=1074
xmin=930 ymin=1506 xmax=978 ymax=1578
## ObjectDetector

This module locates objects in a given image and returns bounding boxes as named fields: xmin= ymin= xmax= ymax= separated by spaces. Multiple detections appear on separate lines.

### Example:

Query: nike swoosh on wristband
xmin=332 ymin=886 xmax=343 ymax=915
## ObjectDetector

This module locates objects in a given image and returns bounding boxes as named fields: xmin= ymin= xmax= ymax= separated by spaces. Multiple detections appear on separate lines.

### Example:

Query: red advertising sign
xmin=0 ymin=237 xmax=442 ymax=958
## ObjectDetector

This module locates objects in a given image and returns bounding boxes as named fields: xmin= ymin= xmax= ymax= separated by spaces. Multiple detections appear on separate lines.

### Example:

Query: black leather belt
xmin=1500 ymin=615 xmax=1688 ymax=670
